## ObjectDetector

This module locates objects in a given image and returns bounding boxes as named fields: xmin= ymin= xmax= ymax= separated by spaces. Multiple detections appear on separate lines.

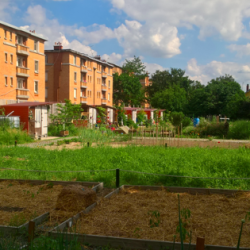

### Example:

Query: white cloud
xmin=144 ymin=62 xmax=167 ymax=75
xmin=0 ymin=0 xmax=18 ymax=22
xmin=186 ymin=58 xmax=250 ymax=90
xmin=102 ymin=53 xmax=123 ymax=64
xmin=110 ymin=0 xmax=250 ymax=41
xmin=228 ymin=43 xmax=250 ymax=57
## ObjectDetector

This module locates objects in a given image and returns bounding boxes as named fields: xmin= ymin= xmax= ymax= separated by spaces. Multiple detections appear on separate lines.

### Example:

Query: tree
xmin=147 ymin=68 xmax=195 ymax=99
xmin=205 ymin=75 xmax=245 ymax=116
xmin=49 ymin=99 xmax=82 ymax=130
xmin=113 ymin=72 xmax=145 ymax=106
xmin=122 ymin=56 xmax=147 ymax=79
xmin=150 ymin=85 xmax=187 ymax=112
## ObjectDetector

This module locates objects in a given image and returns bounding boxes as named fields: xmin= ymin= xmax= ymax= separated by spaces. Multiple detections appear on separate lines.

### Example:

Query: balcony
xmin=101 ymin=98 xmax=107 ymax=105
xmin=16 ymin=89 xmax=29 ymax=99
xmin=101 ymin=84 xmax=107 ymax=91
xmin=81 ymin=66 xmax=88 ymax=73
xmin=16 ymin=44 xmax=29 ymax=56
xmin=102 ymin=71 xmax=107 ymax=78
xmin=16 ymin=67 xmax=29 ymax=77
xmin=80 ymin=96 xmax=87 ymax=104
xmin=80 ymin=81 xmax=87 ymax=88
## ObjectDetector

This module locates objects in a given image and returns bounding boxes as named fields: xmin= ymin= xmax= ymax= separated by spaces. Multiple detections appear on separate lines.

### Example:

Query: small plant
xmin=133 ymin=227 xmax=141 ymax=238
xmin=148 ymin=210 xmax=161 ymax=228
xmin=47 ymin=182 xmax=54 ymax=189
xmin=7 ymin=183 xmax=13 ymax=188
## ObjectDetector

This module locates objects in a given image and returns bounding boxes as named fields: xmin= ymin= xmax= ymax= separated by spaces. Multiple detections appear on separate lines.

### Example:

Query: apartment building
xmin=0 ymin=21 xmax=47 ymax=104
xmin=45 ymin=43 xmax=114 ymax=107
xmin=140 ymin=74 xmax=152 ymax=108
xmin=109 ymin=63 xmax=123 ymax=75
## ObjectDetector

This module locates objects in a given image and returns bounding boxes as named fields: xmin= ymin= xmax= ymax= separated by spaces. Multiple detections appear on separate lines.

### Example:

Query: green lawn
xmin=0 ymin=145 xmax=250 ymax=190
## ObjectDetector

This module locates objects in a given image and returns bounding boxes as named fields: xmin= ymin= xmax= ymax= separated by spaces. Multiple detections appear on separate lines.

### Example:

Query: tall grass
xmin=0 ymin=127 xmax=33 ymax=146
xmin=227 ymin=120 xmax=250 ymax=140
xmin=1 ymin=146 xmax=250 ymax=190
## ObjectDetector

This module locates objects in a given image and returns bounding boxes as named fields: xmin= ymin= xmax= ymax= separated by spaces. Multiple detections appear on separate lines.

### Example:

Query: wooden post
xmin=116 ymin=169 xmax=120 ymax=188
xmin=28 ymin=221 xmax=35 ymax=243
xmin=196 ymin=237 xmax=205 ymax=250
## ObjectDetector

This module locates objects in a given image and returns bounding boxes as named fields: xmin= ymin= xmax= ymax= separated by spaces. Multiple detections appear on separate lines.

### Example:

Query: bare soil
xmin=76 ymin=188 xmax=250 ymax=247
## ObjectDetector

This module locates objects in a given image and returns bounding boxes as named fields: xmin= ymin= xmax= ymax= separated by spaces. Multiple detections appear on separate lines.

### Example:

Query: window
xmin=45 ymin=88 xmax=48 ymax=98
xmin=34 ymin=81 xmax=38 ymax=93
xmin=74 ymin=88 xmax=77 ymax=99
xmin=18 ymin=79 xmax=23 ymax=89
xmin=10 ymin=54 xmax=13 ymax=64
xmin=34 ymin=40 xmax=39 ymax=52
xmin=108 ymin=93 xmax=110 ymax=101
xmin=10 ymin=77 xmax=13 ymax=87
xmin=5 ymin=77 xmax=7 ymax=86
xmin=17 ymin=36 xmax=22 ymax=45
xmin=35 ymin=61 xmax=39 ymax=73
xmin=90 ymin=76 xmax=91 ymax=83
xmin=45 ymin=55 xmax=48 ymax=64
xmin=74 ymin=72 xmax=77 ymax=82
xmin=5 ymin=53 xmax=7 ymax=63
xmin=10 ymin=32 xmax=12 ymax=41
xmin=81 ymin=58 xmax=86 ymax=66
xmin=74 ymin=56 xmax=76 ymax=65
xmin=45 ymin=71 xmax=48 ymax=82
xmin=17 ymin=58 xmax=22 ymax=67
xmin=108 ymin=80 xmax=110 ymax=88
xmin=108 ymin=68 xmax=110 ymax=74
xmin=4 ymin=30 xmax=7 ymax=39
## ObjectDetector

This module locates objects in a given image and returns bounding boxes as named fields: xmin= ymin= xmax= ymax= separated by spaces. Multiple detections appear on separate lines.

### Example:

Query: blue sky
xmin=2 ymin=0 xmax=250 ymax=89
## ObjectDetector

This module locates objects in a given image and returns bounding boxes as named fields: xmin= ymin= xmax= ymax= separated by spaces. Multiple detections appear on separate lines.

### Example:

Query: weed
xmin=47 ymin=183 xmax=54 ymax=189
xmin=148 ymin=210 xmax=161 ymax=228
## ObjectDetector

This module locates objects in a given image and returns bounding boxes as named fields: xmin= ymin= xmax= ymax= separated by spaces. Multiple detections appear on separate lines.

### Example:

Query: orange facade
xmin=45 ymin=45 xmax=113 ymax=107
xmin=0 ymin=21 xmax=46 ymax=104
xmin=140 ymin=75 xmax=151 ymax=108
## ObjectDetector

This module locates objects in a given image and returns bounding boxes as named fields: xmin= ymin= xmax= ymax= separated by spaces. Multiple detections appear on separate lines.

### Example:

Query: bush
xmin=227 ymin=120 xmax=250 ymax=139
xmin=182 ymin=126 xmax=194 ymax=135
xmin=182 ymin=117 xmax=191 ymax=127
xmin=48 ymin=123 xmax=80 ymax=136
xmin=196 ymin=122 xmax=229 ymax=138
xmin=0 ymin=126 xmax=33 ymax=145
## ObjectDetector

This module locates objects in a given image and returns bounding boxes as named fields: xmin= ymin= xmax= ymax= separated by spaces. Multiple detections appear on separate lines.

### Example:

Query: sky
xmin=2 ymin=0 xmax=250 ymax=89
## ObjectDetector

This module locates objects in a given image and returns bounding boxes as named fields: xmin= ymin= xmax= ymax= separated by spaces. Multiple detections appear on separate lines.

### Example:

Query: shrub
xmin=227 ymin=120 xmax=250 ymax=139
xmin=48 ymin=123 xmax=80 ymax=136
xmin=182 ymin=126 xmax=194 ymax=135
xmin=196 ymin=122 xmax=229 ymax=138
xmin=182 ymin=117 xmax=191 ymax=127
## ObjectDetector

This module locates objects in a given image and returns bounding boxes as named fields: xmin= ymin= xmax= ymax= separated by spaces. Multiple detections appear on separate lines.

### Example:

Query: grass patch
xmin=1 ymin=146 xmax=250 ymax=190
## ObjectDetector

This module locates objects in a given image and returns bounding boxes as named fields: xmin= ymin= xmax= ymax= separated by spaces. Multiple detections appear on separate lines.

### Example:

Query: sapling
xmin=237 ymin=212 xmax=250 ymax=250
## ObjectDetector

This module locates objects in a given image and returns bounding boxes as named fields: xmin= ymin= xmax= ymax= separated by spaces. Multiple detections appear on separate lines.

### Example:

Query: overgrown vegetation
xmin=1 ymin=146 xmax=250 ymax=190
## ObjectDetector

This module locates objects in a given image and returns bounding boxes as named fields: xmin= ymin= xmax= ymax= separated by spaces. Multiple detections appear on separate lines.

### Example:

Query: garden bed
xmin=71 ymin=185 xmax=250 ymax=248
xmin=0 ymin=179 xmax=103 ymax=233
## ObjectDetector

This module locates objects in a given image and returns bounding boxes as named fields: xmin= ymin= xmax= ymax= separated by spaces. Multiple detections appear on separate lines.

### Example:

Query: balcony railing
xmin=16 ymin=67 xmax=29 ymax=77
xmin=101 ymin=98 xmax=107 ymax=104
xmin=101 ymin=84 xmax=107 ymax=91
xmin=80 ymin=96 xmax=87 ymax=103
xmin=16 ymin=44 xmax=29 ymax=55
xmin=81 ymin=66 xmax=88 ymax=73
xmin=16 ymin=89 xmax=29 ymax=99
xmin=80 ymin=81 xmax=87 ymax=88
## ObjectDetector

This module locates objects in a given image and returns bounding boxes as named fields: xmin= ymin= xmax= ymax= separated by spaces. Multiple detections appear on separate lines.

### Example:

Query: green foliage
xmin=2 ymin=146 xmax=250 ymax=190
xmin=122 ymin=56 xmax=147 ymax=79
xmin=0 ymin=126 xmax=33 ymax=146
xmin=227 ymin=120 xmax=250 ymax=139
xmin=137 ymin=110 xmax=146 ymax=124
xmin=97 ymin=107 xmax=107 ymax=125
xmin=196 ymin=122 xmax=229 ymax=138
xmin=48 ymin=123 xmax=79 ymax=136
xmin=8 ymin=213 xmax=26 ymax=227
xmin=148 ymin=210 xmax=161 ymax=228
xmin=182 ymin=117 xmax=191 ymax=127
xmin=49 ymin=99 xmax=83 ymax=130
xmin=113 ymin=72 xmax=145 ymax=106
xmin=169 ymin=112 xmax=185 ymax=127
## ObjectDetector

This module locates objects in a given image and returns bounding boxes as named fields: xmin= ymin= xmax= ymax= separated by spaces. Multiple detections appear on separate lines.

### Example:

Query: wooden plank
xmin=28 ymin=221 xmax=35 ymax=243
xmin=0 ymin=179 xmax=100 ymax=187
xmin=92 ymin=182 xmax=103 ymax=192
xmin=121 ymin=185 xmax=247 ymax=197
xmin=49 ymin=232 xmax=250 ymax=250
xmin=196 ymin=237 xmax=205 ymax=250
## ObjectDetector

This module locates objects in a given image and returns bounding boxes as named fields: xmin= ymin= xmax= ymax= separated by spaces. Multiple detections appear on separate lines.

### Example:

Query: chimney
xmin=247 ymin=84 xmax=249 ymax=92
xmin=94 ymin=55 xmax=101 ymax=60
xmin=54 ymin=42 xmax=63 ymax=50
